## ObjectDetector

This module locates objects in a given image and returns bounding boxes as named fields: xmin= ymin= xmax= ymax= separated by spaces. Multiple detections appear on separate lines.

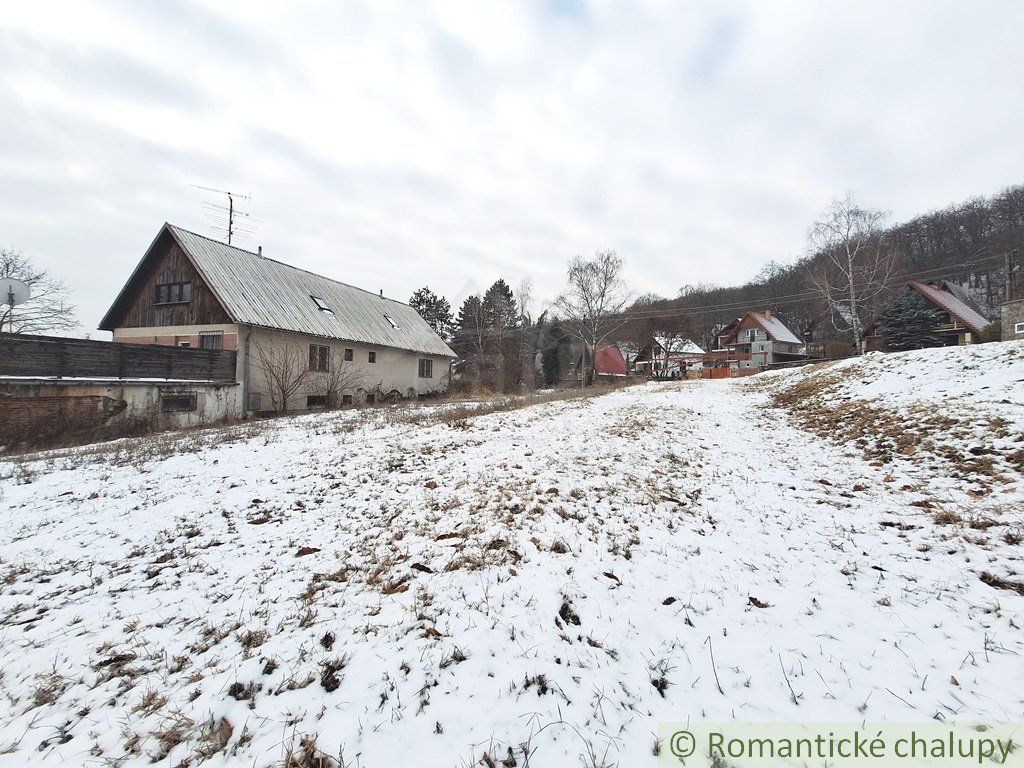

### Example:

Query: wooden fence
xmin=0 ymin=333 xmax=237 ymax=381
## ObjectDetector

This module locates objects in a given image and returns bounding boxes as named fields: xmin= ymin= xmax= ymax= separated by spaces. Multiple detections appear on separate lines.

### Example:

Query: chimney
xmin=380 ymin=289 xmax=384 ymax=300
xmin=257 ymin=245 xmax=263 ymax=257
xmin=764 ymin=308 xmax=772 ymax=319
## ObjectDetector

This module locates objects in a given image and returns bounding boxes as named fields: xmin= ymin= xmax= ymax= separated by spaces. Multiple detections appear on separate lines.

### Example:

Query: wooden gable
xmin=724 ymin=313 xmax=763 ymax=343
xmin=100 ymin=228 xmax=232 ymax=330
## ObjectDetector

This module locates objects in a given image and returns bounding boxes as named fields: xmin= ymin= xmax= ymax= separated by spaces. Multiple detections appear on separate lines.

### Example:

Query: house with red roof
xmin=861 ymin=281 xmax=993 ymax=352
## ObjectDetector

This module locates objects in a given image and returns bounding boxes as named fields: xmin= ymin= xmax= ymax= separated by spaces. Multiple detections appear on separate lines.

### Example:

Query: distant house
xmin=560 ymin=342 xmax=628 ymax=384
xmin=616 ymin=341 xmax=640 ymax=372
xmin=862 ymin=281 xmax=992 ymax=353
xmin=711 ymin=319 xmax=741 ymax=352
xmin=1002 ymin=255 xmax=1024 ymax=341
xmin=635 ymin=335 xmax=706 ymax=378
xmin=1002 ymin=299 xmax=1024 ymax=341
xmin=714 ymin=310 xmax=806 ymax=371
xmin=100 ymin=223 xmax=456 ymax=412
xmin=594 ymin=345 xmax=628 ymax=378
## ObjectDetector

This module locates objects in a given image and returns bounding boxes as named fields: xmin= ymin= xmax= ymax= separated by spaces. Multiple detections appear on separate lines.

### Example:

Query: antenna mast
xmin=190 ymin=185 xmax=255 ymax=245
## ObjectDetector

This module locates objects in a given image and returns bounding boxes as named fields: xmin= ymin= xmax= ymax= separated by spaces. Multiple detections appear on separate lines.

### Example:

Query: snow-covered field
xmin=1 ymin=343 xmax=1022 ymax=767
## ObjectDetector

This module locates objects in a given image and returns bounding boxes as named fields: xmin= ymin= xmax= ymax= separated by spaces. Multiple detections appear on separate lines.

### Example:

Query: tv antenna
xmin=190 ymin=185 xmax=257 ymax=245
xmin=1 ymin=278 xmax=30 ymax=334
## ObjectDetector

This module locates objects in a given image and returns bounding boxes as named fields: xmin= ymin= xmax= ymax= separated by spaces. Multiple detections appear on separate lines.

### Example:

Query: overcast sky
xmin=2 ymin=0 xmax=1022 ymax=334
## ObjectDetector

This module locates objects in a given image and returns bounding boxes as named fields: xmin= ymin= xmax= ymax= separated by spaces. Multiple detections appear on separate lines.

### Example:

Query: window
xmin=306 ymin=395 xmax=328 ymax=408
xmin=383 ymin=314 xmax=399 ymax=329
xmin=418 ymin=358 xmax=433 ymax=378
xmin=311 ymin=295 xmax=333 ymax=313
xmin=746 ymin=328 xmax=757 ymax=342
xmin=1016 ymin=322 xmax=1024 ymax=335
xmin=309 ymin=344 xmax=330 ymax=371
xmin=177 ymin=341 xmax=191 ymax=348
xmin=344 ymin=348 xmax=353 ymax=361
xmin=365 ymin=393 xmax=376 ymax=403
xmin=368 ymin=350 xmax=377 ymax=363
xmin=247 ymin=392 xmax=263 ymax=411
xmin=199 ymin=332 xmax=223 ymax=350
xmin=341 ymin=394 xmax=353 ymax=405
xmin=155 ymin=282 xmax=192 ymax=305
xmin=161 ymin=393 xmax=197 ymax=412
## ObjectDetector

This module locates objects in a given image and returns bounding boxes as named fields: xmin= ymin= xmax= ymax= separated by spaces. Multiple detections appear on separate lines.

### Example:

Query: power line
xmin=613 ymin=253 xmax=1005 ymax=323
xmin=450 ymin=253 xmax=1005 ymax=343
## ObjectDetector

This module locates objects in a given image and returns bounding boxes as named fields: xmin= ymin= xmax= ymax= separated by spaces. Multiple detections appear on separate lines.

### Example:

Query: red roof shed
xmin=594 ymin=345 xmax=628 ymax=376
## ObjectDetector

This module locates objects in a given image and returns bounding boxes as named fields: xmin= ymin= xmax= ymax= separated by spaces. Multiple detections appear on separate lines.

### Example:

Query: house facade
xmin=1002 ymin=298 xmax=1024 ymax=341
xmin=100 ymin=224 xmax=455 ymax=412
xmin=716 ymin=310 xmax=806 ymax=371
xmin=634 ymin=335 xmax=705 ymax=378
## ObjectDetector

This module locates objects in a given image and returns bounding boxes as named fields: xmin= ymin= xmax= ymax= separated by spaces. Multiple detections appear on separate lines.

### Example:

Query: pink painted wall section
xmin=116 ymin=334 xmax=239 ymax=351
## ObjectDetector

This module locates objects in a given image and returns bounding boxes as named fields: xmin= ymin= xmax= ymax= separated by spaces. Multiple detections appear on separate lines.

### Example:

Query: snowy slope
xmin=1 ymin=345 xmax=1023 ymax=767
xmin=755 ymin=341 xmax=1024 ymax=497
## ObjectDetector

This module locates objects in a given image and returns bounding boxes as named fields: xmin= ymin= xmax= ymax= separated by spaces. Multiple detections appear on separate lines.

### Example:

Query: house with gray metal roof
xmin=100 ymin=223 xmax=455 ymax=412
xmin=716 ymin=309 xmax=807 ymax=371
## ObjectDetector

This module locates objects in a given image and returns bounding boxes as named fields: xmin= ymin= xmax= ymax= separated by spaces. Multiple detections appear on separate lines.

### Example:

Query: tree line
xmin=665 ymin=184 xmax=1023 ymax=352
xmin=411 ymin=183 xmax=1023 ymax=389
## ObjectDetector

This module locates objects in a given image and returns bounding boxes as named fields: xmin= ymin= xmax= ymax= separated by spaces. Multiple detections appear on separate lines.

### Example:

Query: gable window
xmin=383 ymin=314 xmax=399 ymax=329
xmin=344 ymin=348 xmax=353 ymax=361
xmin=161 ymin=393 xmax=197 ymax=412
xmin=199 ymin=331 xmax=223 ymax=350
xmin=309 ymin=344 xmax=330 ymax=371
xmin=418 ymin=358 xmax=433 ymax=378
xmin=155 ymin=282 xmax=192 ymax=305
xmin=311 ymin=295 xmax=333 ymax=313
xmin=746 ymin=328 xmax=757 ymax=342
xmin=368 ymin=350 xmax=377 ymax=363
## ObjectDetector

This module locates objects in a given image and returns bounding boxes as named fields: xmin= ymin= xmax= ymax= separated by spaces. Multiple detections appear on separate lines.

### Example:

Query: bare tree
xmin=804 ymin=193 xmax=901 ymax=352
xmin=306 ymin=358 xmax=364 ymax=407
xmin=1 ymin=248 xmax=77 ymax=334
xmin=553 ymin=250 xmax=632 ymax=386
xmin=252 ymin=339 xmax=311 ymax=412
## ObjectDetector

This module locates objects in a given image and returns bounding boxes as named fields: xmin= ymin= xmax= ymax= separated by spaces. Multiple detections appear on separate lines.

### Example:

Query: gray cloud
xmin=1 ymin=0 xmax=1022 ymax=333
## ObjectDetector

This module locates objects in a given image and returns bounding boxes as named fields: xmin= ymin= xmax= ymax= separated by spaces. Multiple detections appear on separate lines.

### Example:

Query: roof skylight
xmin=311 ymin=295 xmax=333 ymax=313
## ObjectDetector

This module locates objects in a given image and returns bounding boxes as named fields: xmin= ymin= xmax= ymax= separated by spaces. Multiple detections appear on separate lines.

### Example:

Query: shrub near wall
xmin=0 ymin=397 xmax=136 ymax=450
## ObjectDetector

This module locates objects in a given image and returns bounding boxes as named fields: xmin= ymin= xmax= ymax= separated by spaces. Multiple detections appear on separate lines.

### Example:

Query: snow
xmin=653 ymin=335 xmax=705 ymax=355
xmin=1 ymin=344 xmax=1023 ymax=767
xmin=751 ymin=312 xmax=802 ymax=345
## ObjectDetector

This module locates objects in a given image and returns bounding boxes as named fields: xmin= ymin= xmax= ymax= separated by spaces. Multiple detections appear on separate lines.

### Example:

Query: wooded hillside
xmin=627 ymin=185 xmax=1024 ymax=351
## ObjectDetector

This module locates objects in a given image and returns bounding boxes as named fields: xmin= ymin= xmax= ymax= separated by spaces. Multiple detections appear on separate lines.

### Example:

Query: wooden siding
xmin=102 ymin=231 xmax=232 ymax=329
xmin=0 ymin=334 xmax=237 ymax=381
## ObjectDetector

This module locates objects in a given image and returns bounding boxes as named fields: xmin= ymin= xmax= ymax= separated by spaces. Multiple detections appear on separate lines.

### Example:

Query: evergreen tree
xmin=409 ymin=286 xmax=456 ymax=342
xmin=541 ymin=320 xmax=564 ymax=386
xmin=482 ymin=279 xmax=519 ymax=330
xmin=878 ymin=288 xmax=945 ymax=350
xmin=481 ymin=279 xmax=520 ymax=390
xmin=453 ymin=295 xmax=486 ymax=359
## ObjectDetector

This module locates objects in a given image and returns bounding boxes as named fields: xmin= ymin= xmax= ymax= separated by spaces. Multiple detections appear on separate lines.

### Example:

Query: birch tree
xmin=553 ymin=250 xmax=632 ymax=386
xmin=1 ymin=248 xmax=77 ymax=334
xmin=805 ymin=193 xmax=901 ymax=352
